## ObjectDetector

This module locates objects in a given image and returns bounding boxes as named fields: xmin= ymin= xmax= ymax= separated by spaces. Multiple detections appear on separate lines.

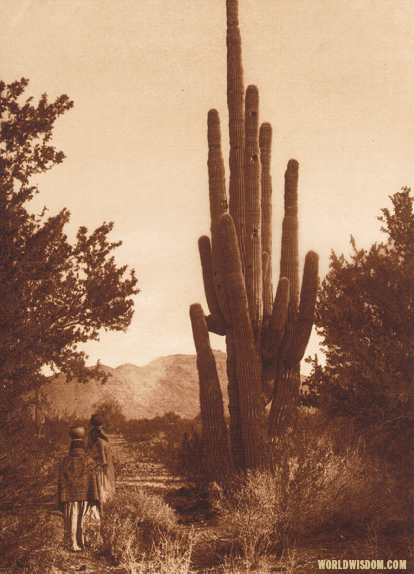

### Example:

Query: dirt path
xmin=109 ymin=434 xmax=185 ymax=495
xmin=46 ymin=434 xmax=205 ymax=574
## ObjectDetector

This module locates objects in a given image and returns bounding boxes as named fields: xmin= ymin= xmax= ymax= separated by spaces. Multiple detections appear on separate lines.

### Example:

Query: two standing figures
xmin=57 ymin=414 xmax=115 ymax=552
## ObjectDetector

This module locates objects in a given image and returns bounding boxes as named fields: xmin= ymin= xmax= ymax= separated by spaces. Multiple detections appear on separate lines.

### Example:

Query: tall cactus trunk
xmin=260 ymin=123 xmax=273 ymax=334
xmin=221 ymin=214 xmax=265 ymax=469
xmin=244 ymin=85 xmax=263 ymax=348
xmin=227 ymin=0 xmax=246 ymax=270
xmin=190 ymin=0 xmax=319 ymax=481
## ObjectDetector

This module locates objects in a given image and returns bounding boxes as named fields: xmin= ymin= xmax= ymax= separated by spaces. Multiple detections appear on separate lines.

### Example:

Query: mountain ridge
xmin=38 ymin=351 xmax=307 ymax=421
xmin=39 ymin=351 xmax=228 ymax=421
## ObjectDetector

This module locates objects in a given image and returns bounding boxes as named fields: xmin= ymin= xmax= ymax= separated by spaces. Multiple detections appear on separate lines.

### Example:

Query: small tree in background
xmin=92 ymin=398 xmax=127 ymax=433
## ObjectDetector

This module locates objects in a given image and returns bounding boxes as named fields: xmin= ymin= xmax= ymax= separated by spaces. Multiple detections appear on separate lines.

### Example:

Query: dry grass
xmin=212 ymin=426 xmax=412 ymax=570
xmin=100 ymin=487 xmax=193 ymax=569
xmin=2 ymin=414 xmax=411 ymax=574
xmin=120 ymin=532 xmax=195 ymax=574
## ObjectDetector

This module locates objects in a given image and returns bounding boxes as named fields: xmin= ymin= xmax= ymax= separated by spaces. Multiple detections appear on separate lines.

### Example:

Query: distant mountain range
xmin=39 ymin=351 xmax=228 ymax=421
xmin=38 ymin=351 xmax=307 ymax=421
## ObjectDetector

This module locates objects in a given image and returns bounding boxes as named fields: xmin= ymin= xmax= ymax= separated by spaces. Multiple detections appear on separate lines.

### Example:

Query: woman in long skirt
xmin=58 ymin=426 xmax=100 ymax=551
xmin=87 ymin=414 xmax=115 ymax=507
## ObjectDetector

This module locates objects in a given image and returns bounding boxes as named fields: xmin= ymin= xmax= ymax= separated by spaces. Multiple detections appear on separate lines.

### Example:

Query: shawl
xmin=58 ymin=448 xmax=99 ymax=510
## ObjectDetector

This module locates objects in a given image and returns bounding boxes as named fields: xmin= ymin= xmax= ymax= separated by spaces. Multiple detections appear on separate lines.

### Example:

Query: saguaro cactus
xmin=190 ymin=0 xmax=318 ymax=482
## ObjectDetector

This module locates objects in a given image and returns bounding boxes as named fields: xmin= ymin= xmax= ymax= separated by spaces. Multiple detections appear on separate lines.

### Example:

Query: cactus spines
xmin=190 ymin=0 xmax=318 ymax=480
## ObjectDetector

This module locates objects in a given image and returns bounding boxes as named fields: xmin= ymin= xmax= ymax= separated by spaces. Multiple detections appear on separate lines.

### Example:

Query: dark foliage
xmin=176 ymin=428 xmax=209 ymax=490
xmin=91 ymin=398 xmax=127 ymax=434
xmin=0 ymin=78 xmax=138 ymax=523
xmin=303 ymin=189 xmax=414 ymax=502
xmin=122 ymin=412 xmax=207 ymax=482
xmin=0 ymin=78 xmax=139 ymax=413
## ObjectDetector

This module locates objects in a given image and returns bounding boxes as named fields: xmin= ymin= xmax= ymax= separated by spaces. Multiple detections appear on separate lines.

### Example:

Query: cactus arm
xmin=261 ymin=277 xmax=290 ymax=361
xmin=261 ymin=277 xmax=289 ymax=405
xmin=267 ymin=160 xmax=301 ymax=437
xmin=190 ymin=304 xmax=232 ymax=484
xmin=267 ymin=253 xmax=318 ymax=429
xmin=262 ymin=251 xmax=269 ymax=286
xmin=244 ymin=85 xmax=263 ymax=343
xmin=261 ymin=361 xmax=277 ymax=406
xmin=208 ymin=109 xmax=232 ymax=325
xmin=226 ymin=0 xmax=246 ymax=268
xmin=284 ymin=251 xmax=319 ymax=369
xmin=280 ymin=160 xmax=300 ymax=345
xmin=260 ymin=122 xmax=273 ymax=332
xmin=220 ymin=213 xmax=265 ymax=469
xmin=198 ymin=235 xmax=226 ymax=333
xmin=205 ymin=315 xmax=227 ymax=336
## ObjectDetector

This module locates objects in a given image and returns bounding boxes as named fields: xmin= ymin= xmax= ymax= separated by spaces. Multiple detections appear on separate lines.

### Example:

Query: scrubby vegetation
xmin=116 ymin=410 xmax=413 ymax=571
xmin=211 ymin=413 xmax=412 ymax=570
xmin=1 ymin=402 xmax=413 ymax=573
xmin=122 ymin=411 xmax=207 ymax=483
xmin=99 ymin=489 xmax=192 ymax=570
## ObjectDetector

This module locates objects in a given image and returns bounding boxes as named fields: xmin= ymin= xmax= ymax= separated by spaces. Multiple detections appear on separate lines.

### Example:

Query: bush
xmin=174 ymin=428 xmax=209 ymax=490
xmin=0 ymin=410 xmax=72 ymax=515
xmin=100 ymin=488 xmax=187 ymax=565
xmin=214 ymin=469 xmax=285 ymax=567
xmin=214 ymin=420 xmax=412 ymax=567
xmin=117 ymin=535 xmax=194 ymax=574
xmin=122 ymin=413 xmax=203 ymax=473
xmin=0 ymin=506 xmax=60 ymax=573
xmin=91 ymin=397 xmax=127 ymax=433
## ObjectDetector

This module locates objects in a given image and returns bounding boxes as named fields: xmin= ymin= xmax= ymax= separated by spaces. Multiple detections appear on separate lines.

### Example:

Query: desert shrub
xmin=214 ymin=422 xmax=411 ymax=567
xmin=100 ymin=488 xmax=188 ymax=565
xmin=0 ymin=409 xmax=70 ymax=515
xmin=171 ymin=428 xmax=209 ymax=491
xmin=122 ymin=413 xmax=201 ymax=472
xmin=214 ymin=469 xmax=285 ymax=567
xmin=92 ymin=397 xmax=127 ymax=433
xmin=0 ymin=506 xmax=60 ymax=573
xmin=120 ymin=533 xmax=194 ymax=574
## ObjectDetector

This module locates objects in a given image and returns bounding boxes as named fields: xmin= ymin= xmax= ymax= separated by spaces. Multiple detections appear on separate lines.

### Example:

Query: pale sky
xmin=1 ymin=0 xmax=414 ymax=374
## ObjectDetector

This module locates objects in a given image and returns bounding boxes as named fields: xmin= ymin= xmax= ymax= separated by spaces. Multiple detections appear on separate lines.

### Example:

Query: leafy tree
xmin=304 ymin=188 xmax=414 ymax=448
xmin=0 ymin=78 xmax=139 ymax=414
xmin=91 ymin=398 xmax=127 ymax=433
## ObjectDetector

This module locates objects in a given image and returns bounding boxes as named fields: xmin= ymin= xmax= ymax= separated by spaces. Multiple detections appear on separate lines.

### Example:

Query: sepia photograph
xmin=1 ymin=0 xmax=413 ymax=572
